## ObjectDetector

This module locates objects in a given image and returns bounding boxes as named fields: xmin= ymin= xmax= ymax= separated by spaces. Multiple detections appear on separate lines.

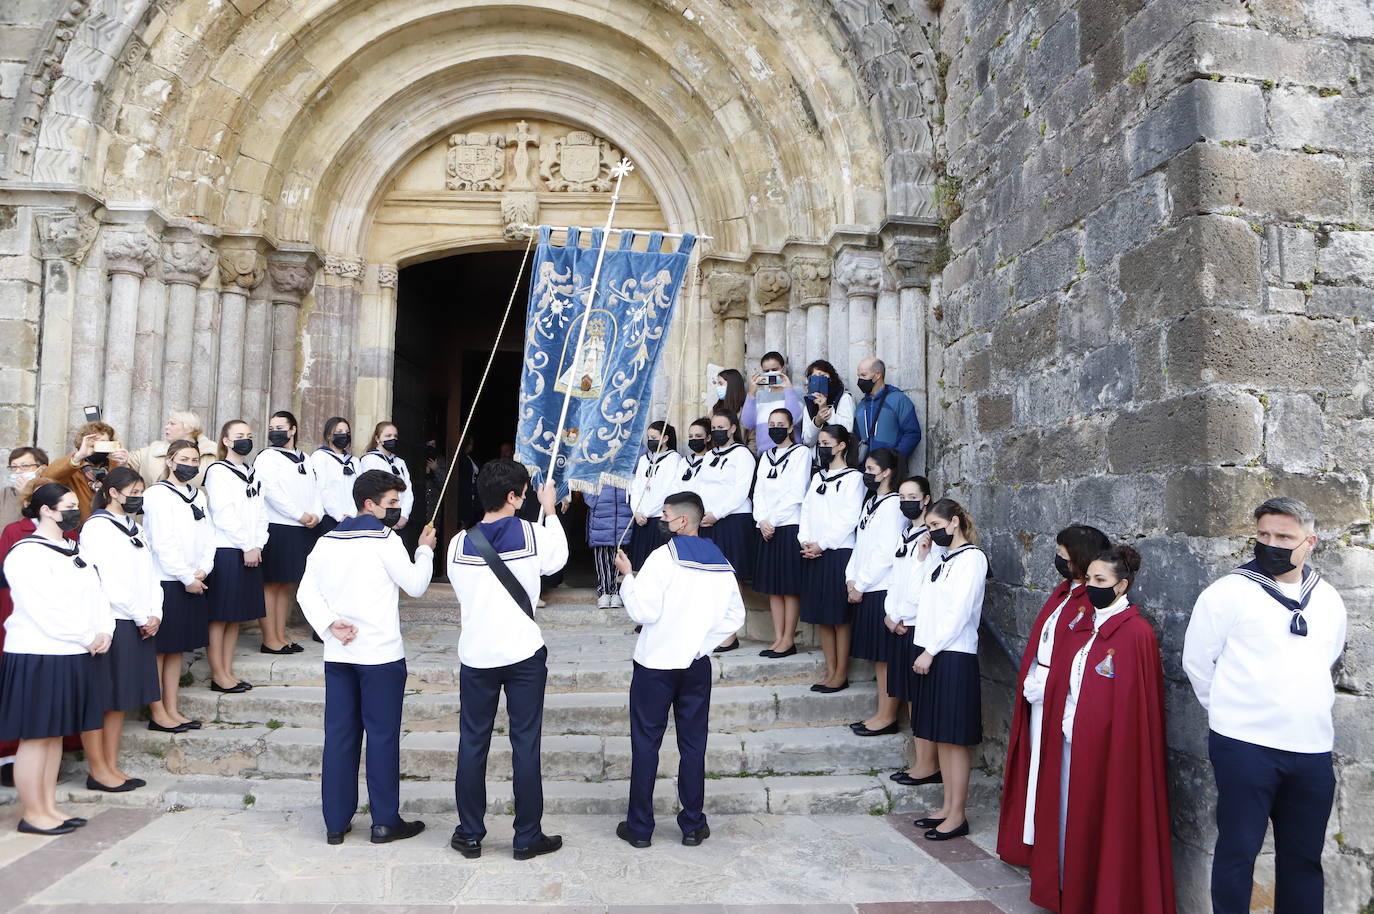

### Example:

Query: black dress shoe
xmin=289 ymin=642 xmax=306 ymax=652
xmin=122 ymin=778 xmax=147 ymax=790
xmin=759 ymin=649 xmax=776 ymax=657
xmin=925 ymin=820 xmax=970 ymax=840
xmin=712 ymin=637 xmax=740 ymax=654
xmin=327 ymin=825 xmax=352 ymax=845
xmin=768 ymin=645 xmax=796 ymax=658
xmin=813 ymin=681 xmax=849 ymax=694
xmin=371 ymin=820 xmax=425 ymax=844
xmin=914 ymin=816 xmax=946 ymax=828
xmin=514 ymin=833 xmax=563 ymax=859
xmin=891 ymin=770 xmax=942 ymax=787
xmin=681 ymin=824 xmax=710 ymax=847
xmin=86 ymin=775 xmax=137 ymax=793
xmin=210 ymin=681 xmax=251 ymax=694
xmin=147 ymin=720 xmax=190 ymax=733
xmin=450 ymin=832 xmax=482 ymax=858
xmin=853 ymin=722 xmax=899 ymax=737
xmin=184 ymin=720 xmax=203 ymax=730
xmin=18 ymin=819 xmax=76 ymax=836
xmin=260 ymin=644 xmax=293 ymax=655
xmin=616 ymin=822 xmax=650 ymax=848
xmin=237 ymin=680 xmax=253 ymax=691
xmin=849 ymin=720 xmax=865 ymax=731
xmin=1 ymin=762 xmax=13 ymax=787
xmin=62 ymin=817 xmax=88 ymax=828
xmin=809 ymin=682 xmax=825 ymax=692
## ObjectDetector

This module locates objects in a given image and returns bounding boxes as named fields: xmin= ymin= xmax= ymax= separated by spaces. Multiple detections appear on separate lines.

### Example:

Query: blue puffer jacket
xmin=583 ymin=484 xmax=635 ymax=548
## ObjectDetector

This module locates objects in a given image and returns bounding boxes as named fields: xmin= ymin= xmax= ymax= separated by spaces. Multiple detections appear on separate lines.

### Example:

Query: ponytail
xmin=929 ymin=497 xmax=978 ymax=545
xmin=92 ymin=467 xmax=142 ymax=509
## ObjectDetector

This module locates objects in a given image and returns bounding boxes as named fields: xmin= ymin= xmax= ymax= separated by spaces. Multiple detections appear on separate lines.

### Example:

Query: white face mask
xmin=714 ymin=384 xmax=728 ymax=400
xmin=9 ymin=470 xmax=36 ymax=490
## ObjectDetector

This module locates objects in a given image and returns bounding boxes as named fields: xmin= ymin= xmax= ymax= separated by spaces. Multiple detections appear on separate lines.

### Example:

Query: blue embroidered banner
xmin=516 ymin=226 xmax=696 ymax=497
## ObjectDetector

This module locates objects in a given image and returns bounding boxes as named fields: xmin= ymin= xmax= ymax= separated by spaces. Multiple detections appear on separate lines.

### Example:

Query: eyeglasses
xmin=7 ymin=463 xmax=39 ymax=471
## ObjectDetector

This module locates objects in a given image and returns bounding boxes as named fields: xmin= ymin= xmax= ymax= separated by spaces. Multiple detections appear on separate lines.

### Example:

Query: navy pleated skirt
xmin=206 ymin=547 xmax=267 ymax=623
xmin=887 ymin=628 xmax=920 ymax=703
xmin=703 ymin=512 xmax=756 ymax=580
xmin=155 ymin=581 xmax=209 ymax=653
xmin=0 ymin=652 xmax=102 ymax=741
xmin=629 ymin=518 xmax=668 ymax=571
xmin=799 ymin=547 xmax=853 ymax=625
xmin=911 ymin=647 xmax=982 ymax=746
xmin=90 ymin=619 xmax=160 ymax=712
xmin=262 ymin=523 xmax=310 ymax=583
xmin=753 ymin=523 xmax=803 ymax=595
xmin=849 ymin=589 xmax=891 ymax=661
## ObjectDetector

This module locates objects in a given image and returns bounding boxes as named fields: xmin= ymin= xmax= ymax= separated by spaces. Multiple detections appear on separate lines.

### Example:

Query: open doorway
xmin=394 ymin=249 xmax=595 ymax=585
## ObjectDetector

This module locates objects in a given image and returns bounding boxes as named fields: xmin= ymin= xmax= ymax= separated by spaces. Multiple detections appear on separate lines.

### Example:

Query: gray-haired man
xmin=1183 ymin=497 xmax=1348 ymax=914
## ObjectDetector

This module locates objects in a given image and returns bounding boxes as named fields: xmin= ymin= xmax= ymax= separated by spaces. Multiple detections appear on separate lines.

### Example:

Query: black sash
xmin=270 ymin=446 xmax=309 ymax=475
xmin=859 ymin=492 xmax=897 ymax=530
xmin=1230 ymin=559 xmax=1320 ymax=637
xmin=316 ymin=448 xmax=355 ymax=476
xmin=465 ymin=525 xmax=534 ymax=619
xmin=89 ymin=510 xmax=146 ymax=548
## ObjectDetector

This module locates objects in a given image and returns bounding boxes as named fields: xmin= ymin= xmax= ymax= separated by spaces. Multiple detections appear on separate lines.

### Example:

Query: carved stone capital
xmin=267 ymin=262 xmax=317 ymax=304
xmin=161 ymin=239 xmax=217 ymax=286
xmin=501 ymin=191 xmax=539 ymax=242
xmin=323 ymin=254 xmax=366 ymax=282
xmin=102 ymin=230 xmax=158 ymax=277
xmin=835 ymin=251 xmax=882 ymax=298
xmin=704 ymin=268 xmax=750 ymax=321
xmin=753 ymin=266 xmax=792 ymax=313
xmin=36 ymin=211 xmax=98 ymax=264
xmin=217 ymin=249 xmax=266 ymax=291
xmin=881 ymin=222 xmax=943 ymax=290
xmin=377 ymin=265 xmax=398 ymax=289
xmin=786 ymin=255 xmax=832 ymax=309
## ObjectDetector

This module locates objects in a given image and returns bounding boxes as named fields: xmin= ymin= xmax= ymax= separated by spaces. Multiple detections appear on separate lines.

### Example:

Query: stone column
xmin=786 ymin=250 xmax=832 ymax=370
xmin=101 ymin=229 xmax=158 ymax=436
xmin=129 ymin=249 xmax=170 ymax=447
xmin=241 ymin=285 xmax=271 ymax=428
xmin=355 ymin=263 xmax=397 ymax=437
xmin=266 ymin=253 xmax=318 ymax=418
xmin=881 ymin=224 xmax=941 ymax=470
xmin=704 ymin=267 xmax=749 ymax=372
xmin=214 ymin=246 xmax=266 ymax=429
xmin=753 ymin=265 xmax=792 ymax=355
xmin=300 ymin=255 xmax=364 ymax=439
xmin=35 ymin=211 xmax=98 ymax=455
xmin=189 ymin=285 xmax=220 ymax=427
xmin=160 ymin=235 xmax=217 ymax=421
xmin=835 ymin=250 xmax=883 ymax=383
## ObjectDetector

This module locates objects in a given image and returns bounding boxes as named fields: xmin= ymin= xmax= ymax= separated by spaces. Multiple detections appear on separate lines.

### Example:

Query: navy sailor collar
xmin=326 ymin=513 xmax=390 ymax=540
xmin=453 ymin=515 xmax=537 ymax=563
xmin=667 ymin=535 xmax=734 ymax=573
xmin=1231 ymin=559 xmax=1321 ymax=637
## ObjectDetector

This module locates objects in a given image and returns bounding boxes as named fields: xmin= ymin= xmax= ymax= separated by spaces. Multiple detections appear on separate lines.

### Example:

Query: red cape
xmin=1028 ymin=605 xmax=1176 ymax=914
xmin=996 ymin=580 xmax=1096 ymax=865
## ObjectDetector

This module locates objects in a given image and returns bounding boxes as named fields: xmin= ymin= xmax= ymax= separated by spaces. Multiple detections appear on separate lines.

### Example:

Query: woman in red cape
xmin=1028 ymin=544 xmax=1175 ymax=914
xmin=997 ymin=525 xmax=1108 ymax=866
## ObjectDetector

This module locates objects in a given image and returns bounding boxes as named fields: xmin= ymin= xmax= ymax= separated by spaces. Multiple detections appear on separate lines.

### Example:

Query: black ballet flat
xmin=85 ymin=775 xmax=137 ymax=793
xmin=289 ymin=641 xmax=306 ymax=652
xmin=852 ymin=721 xmax=899 ymax=737
xmin=813 ymin=681 xmax=848 ymax=694
xmin=62 ymin=817 xmax=88 ymax=828
xmin=770 ymin=645 xmax=796 ymax=657
xmin=237 ymin=680 xmax=254 ymax=691
xmin=259 ymin=644 xmax=293 ymax=655
xmin=183 ymin=720 xmax=203 ymax=730
xmin=712 ymin=638 xmax=740 ymax=654
xmin=210 ymin=681 xmax=250 ymax=694
xmin=759 ymin=649 xmax=776 ymax=657
xmin=913 ymin=816 xmax=946 ymax=828
xmin=809 ymin=683 xmax=825 ymax=692
xmin=122 ymin=778 xmax=147 ymax=790
xmin=147 ymin=720 xmax=190 ymax=733
xmin=633 ymin=625 xmax=643 ymax=634
xmin=849 ymin=720 xmax=865 ymax=731
xmin=924 ymin=820 xmax=970 ymax=841
xmin=18 ymin=819 xmax=76 ymax=836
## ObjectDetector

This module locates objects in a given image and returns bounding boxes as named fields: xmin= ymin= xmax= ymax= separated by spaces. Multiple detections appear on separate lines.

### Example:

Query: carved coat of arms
xmin=540 ymin=131 xmax=619 ymax=192
xmin=447 ymin=133 xmax=506 ymax=191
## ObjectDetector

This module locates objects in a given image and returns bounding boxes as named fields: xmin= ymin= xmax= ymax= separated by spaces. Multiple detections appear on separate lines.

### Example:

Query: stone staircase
xmin=7 ymin=587 xmax=999 ymax=819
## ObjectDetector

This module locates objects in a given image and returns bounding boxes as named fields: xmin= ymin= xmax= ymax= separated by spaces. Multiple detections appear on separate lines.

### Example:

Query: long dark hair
xmin=23 ymin=482 xmax=72 ymax=520
xmin=92 ymin=467 xmax=143 ymax=509
xmin=1056 ymin=524 xmax=1111 ymax=580
xmin=270 ymin=410 xmax=299 ymax=448
xmin=713 ymin=368 xmax=747 ymax=415
xmin=804 ymin=359 xmax=845 ymax=404
xmin=818 ymin=423 xmax=857 ymax=468
xmin=865 ymin=447 xmax=901 ymax=493
xmin=647 ymin=420 xmax=678 ymax=453
xmin=711 ymin=407 xmax=745 ymax=444
xmin=928 ymin=497 xmax=979 ymax=545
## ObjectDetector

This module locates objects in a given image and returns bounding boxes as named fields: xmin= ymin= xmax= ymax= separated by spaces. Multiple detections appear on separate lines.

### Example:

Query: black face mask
xmin=1253 ymin=540 xmax=1297 ymax=577
xmin=862 ymin=471 xmax=880 ymax=490
xmin=646 ymin=436 xmax=661 ymax=451
xmin=56 ymin=508 xmax=82 ymax=532
xmin=856 ymin=377 xmax=876 ymax=396
xmin=86 ymin=452 xmax=109 ymax=467
xmin=767 ymin=426 xmax=789 ymax=445
xmin=1054 ymin=554 xmax=1073 ymax=581
xmin=658 ymin=517 xmax=678 ymax=539
xmin=268 ymin=429 xmax=290 ymax=448
xmin=231 ymin=438 xmax=254 ymax=456
xmin=381 ymin=507 xmax=402 ymax=528
xmin=709 ymin=429 xmax=730 ymax=447
xmin=929 ymin=527 xmax=954 ymax=548
xmin=1086 ymin=584 xmax=1121 ymax=610
xmin=900 ymin=500 xmax=923 ymax=520
xmin=121 ymin=495 xmax=144 ymax=514
xmin=381 ymin=438 xmax=399 ymax=453
xmin=331 ymin=433 xmax=352 ymax=449
xmin=817 ymin=446 xmax=834 ymax=466
xmin=172 ymin=463 xmax=198 ymax=483
xmin=688 ymin=438 xmax=706 ymax=454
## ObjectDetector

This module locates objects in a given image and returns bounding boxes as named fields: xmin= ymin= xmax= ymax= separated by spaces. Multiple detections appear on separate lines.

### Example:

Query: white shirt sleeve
xmin=534 ymin=514 xmax=570 ymax=575
xmin=5 ymin=551 xmax=102 ymax=648
xmin=297 ymin=547 xmax=340 ymax=634
xmin=206 ymin=465 xmax=252 ymax=552
xmin=259 ymin=451 xmax=306 ymax=522
xmin=922 ymin=549 xmax=987 ymax=656
xmin=379 ymin=532 xmax=434 ymax=598
xmin=706 ymin=577 xmax=747 ymax=648
xmin=833 ymin=393 xmax=856 ymax=437
xmin=1182 ymin=585 xmax=1228 ymax=712
xmin=620 ymin=549 xmax=668 ymax=625
xmin=311 ymin=451 xmax=350 ymax=521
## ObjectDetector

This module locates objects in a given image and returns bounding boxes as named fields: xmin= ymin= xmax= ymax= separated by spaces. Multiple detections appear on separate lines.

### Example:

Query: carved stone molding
xmin=323 ymin=255 xmax=366 ymax=282
xmin=103 ymin=230 xmax=158 ymax=278
xmin=161 ymin=239 xmax=217 ymax=286
xmin=704 ymin=268 xmax=750 ymax=321
xmin=540 ymin=130 xmax=621 ymax=192
xmin=447 ymin=132 xmax=506 ymax=191
xmin=5 ymin=0 xmax=95 ymax=178
xmin=218 ymin=249 xmax=266 ymax=291
xmin=787 ymin=255 xmax=832 ymax=309
xmin=376 ymin=265 xmax=398 ymax=289
xmin=501 ymin=191 xmax=539 ymax=241
xmin=835 ymin=251 xmax=883 ymax=297
xmin=753 ymin=266 xmax=793 ymax=313
xmin=36 ymin=210 xmax=98 ymax=263
xmin=268 ymin=262 xmax=317 ymax=304
xmin=880 ymin=221 xmax=943 ymax=290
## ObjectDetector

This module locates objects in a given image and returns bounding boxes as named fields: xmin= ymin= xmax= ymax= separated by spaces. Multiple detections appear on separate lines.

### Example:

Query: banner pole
xmin=543 ymin=158 xmax=634 ymax=494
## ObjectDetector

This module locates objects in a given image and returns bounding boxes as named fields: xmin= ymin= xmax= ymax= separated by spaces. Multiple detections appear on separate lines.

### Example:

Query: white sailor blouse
xmin=796 ymin=467 xmax=864 ymax=551
xmin=203 ymin=459 xmax=269 ymax=553
xmin=142 ymin=480 xmax=216 ymax=585
xmin=690 ymin=443 xmax=754 ymax=520
xmin=80 ymin=510 xmax=163 ymax=626
xmin=627 ymin=450 xmax=686 ymax=519
xmin=751 ymin=444 xmax=812 ymax=530
xmin=311 ymin=448 xmax=358 ymax=523
xmin=845 ymin=492 xmax=906 ymax=593
xmin=256 ymin=446 xmax=324 ymax=528
xmin=360 ymin=449 xmax=414 ymax=520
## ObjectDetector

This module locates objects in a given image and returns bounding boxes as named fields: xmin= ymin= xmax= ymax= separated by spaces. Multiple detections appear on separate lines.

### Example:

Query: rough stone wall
xmin=934 ymin=0 xmax=1374 ymax=910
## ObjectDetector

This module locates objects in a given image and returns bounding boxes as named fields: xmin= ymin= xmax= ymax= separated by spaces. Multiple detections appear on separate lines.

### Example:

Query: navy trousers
xmin=455 ymin=646 xmax=548 ymax=847
xmin=626 ymin=656 xmax=712 ymax=840
xmin=1209 ymin=730 xmax=1336 ymax=914
xmin=321 ymin=658 xmax=407 ymax=833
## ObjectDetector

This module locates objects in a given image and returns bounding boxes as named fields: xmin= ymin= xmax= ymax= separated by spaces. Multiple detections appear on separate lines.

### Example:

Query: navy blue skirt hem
xmin=91 ymin=619 xmax=160 ymax=712
xmin=911 ymin=647 xmax=982 ymax=746
xmin=0 ymin=652 xmax=102 ymax=741
xmin=629 ymin=519 xmax=668 ymax=571
xmin=206 ymin=547 xmax=267 ymax=623
xmin=154 ymin=581 xmax=209 ymax=653
xmin=887 ymin=630 xmax=920 ymax=703
xmin=702 ymin=512 xmax=756 ymax=580
xmin=849 ymin=590 xmax=891 ymax=661
xmin=262 ymin=523 xmax=310 ymax=584
xmin=753 ymin=524 xmax=803 ymax=595
xmin=799 ymin=548 xmax=853 ymax=626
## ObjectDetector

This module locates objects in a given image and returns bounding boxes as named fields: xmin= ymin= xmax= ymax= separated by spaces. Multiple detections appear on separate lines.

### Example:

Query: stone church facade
xmin=0 ymin=0 xmax=1370 ymax=909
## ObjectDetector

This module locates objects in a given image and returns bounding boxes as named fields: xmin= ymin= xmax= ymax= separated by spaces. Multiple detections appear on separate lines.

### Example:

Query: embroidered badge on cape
xmin=1094 ymin=648 xmax=1116 ymax=679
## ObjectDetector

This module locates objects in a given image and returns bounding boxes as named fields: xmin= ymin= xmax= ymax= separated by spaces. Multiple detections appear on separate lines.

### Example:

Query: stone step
xmin=174 ymin=681 xmax=884 ymax=735
xmin=397 ymin=585 xmax=774 ymax=629
xmin=120 ymin=721 xmax=911 ymax=782
xmin=18 ymin=770 xmax=1001 ymax=819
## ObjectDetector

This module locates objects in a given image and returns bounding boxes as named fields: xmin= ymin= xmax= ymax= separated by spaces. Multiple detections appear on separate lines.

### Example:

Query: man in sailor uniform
xmin=613 ymin=491 xmax=746 ymax=848
xmin=297 ymin=469 xmax=436 ymax=846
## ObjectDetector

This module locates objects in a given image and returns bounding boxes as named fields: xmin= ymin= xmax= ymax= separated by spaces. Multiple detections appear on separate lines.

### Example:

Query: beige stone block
xmin=0 ymin=406 xmax=34 ymax=444
xmin=0 ymin=279 xmax=40 ymax=322
xmin=0 ymin=367 xmax=37 ymax=404
xmin=0 ymin=255 xmax=39 ymax=284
